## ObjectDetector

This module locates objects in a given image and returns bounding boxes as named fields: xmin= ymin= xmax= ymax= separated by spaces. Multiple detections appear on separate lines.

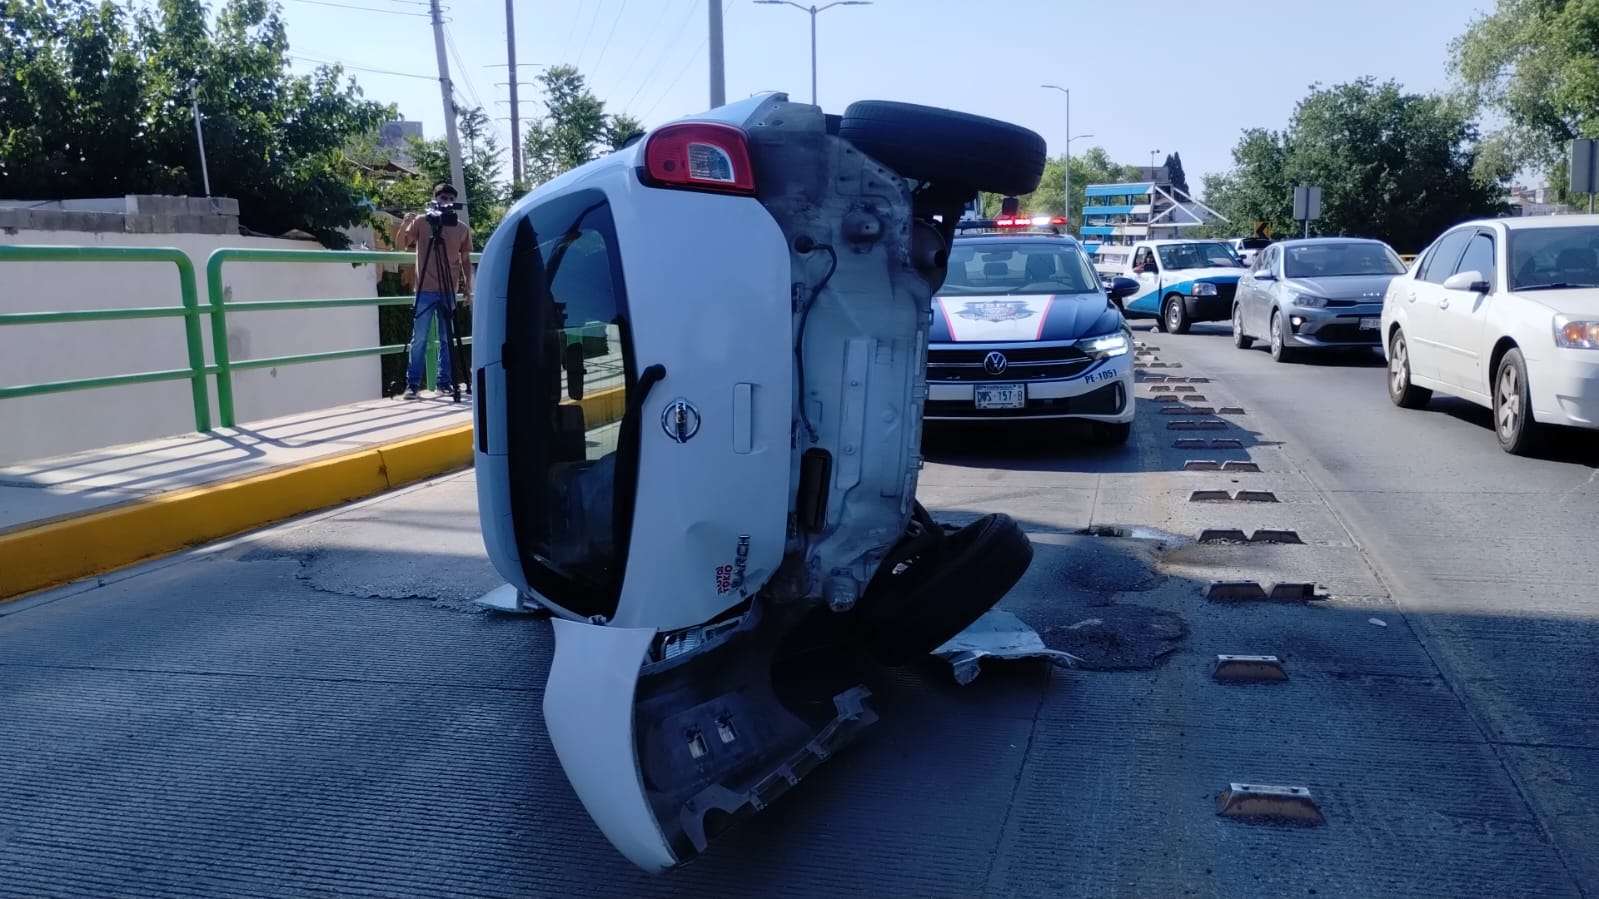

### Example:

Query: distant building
xmin=377 ymin=120 xmax=425 ymax=168
xmin=1078 ymin=181 xmax=1226 ymax=253
xmin=1505 ymin=184 xmax=1573 ymax=217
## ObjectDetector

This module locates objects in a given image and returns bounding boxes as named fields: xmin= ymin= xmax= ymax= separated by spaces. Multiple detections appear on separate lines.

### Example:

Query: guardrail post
xmin=203 ymin=250 xmax=237 ymax=427
xmin=173 ymin=256 xmax=212 ymax=431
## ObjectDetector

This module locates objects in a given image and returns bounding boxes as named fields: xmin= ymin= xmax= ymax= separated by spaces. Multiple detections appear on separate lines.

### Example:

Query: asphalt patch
xmin=1036 ymin=605 xmax=1189 ymax=670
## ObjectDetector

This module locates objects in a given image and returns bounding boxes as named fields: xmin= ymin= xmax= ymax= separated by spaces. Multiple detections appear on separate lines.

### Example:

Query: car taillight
xmin=643 ymin=122 xmax=756 ymax=195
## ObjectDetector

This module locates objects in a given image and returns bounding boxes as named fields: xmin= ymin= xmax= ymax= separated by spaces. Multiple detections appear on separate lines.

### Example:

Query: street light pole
xmin=1041 ymin=84 xmax=1071 ymax=224
xmin=754 ymin=1 xmax=872 ymax=106
xmin=709 ymin=0 xmax=726 ymax=107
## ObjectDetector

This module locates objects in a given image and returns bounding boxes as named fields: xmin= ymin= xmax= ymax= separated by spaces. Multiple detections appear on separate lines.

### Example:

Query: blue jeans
xmin=407 ymin=290 xmax=454 ymax=390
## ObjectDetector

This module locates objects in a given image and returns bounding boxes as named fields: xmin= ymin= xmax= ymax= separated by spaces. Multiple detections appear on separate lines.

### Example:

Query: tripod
xmin=414 ymin=218 xmax=470 ymax=403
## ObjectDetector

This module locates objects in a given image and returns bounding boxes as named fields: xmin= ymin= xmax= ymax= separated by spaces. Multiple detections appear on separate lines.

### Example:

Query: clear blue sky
xmin=280 ymin=0 xmax=1496 ymax=193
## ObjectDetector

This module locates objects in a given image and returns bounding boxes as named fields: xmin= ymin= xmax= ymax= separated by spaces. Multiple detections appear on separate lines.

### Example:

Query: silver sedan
xmin=1232 ymin=237 xmax=1408 ymax=363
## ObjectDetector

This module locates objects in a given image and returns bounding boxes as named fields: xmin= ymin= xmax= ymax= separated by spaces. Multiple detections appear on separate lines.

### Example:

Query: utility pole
xmin=505 ymin=0 xmax=523 ymax=192
xmin=429 ymin=0 xmax=468 ymax=217
xmin=755 ymin=2 xmax=872 ymax=106
xmin=190 ymin=85 xmax=211 ymax=197
xmin=708 ymin=0 xmax=726 ymax=108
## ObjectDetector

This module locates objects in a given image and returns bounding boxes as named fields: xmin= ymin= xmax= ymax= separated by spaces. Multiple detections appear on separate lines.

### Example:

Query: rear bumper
xmin=925 ymin=359 xmax=1134 ymax=422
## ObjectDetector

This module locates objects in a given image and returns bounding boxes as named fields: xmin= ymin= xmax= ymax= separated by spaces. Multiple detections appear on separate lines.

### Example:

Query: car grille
xmin=1213 ymin=283 xmax=1237 ymax=305
xmin=925 ymin=381 xmax=1125 ymax=418
xmin=927 ymin=343 xmax=1094 ymax=382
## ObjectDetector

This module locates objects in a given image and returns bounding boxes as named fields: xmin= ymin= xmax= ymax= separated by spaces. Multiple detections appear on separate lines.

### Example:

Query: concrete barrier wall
xmin=0 ymin=230 xmax=381 ymax=464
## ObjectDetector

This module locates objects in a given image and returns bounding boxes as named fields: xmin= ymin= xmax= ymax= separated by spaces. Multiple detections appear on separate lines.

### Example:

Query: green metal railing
xmin=1 ymin=244 xmax=482 ymax=432
xmin=0 ymin=245 xmax=213 ymax=430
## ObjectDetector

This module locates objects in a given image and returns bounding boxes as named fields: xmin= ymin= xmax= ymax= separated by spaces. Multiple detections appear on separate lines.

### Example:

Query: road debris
xmin=933 ymin=610 xmax=1080 ymax=685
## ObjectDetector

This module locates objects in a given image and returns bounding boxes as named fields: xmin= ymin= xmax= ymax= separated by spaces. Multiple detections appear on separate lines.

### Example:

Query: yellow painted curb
xmin=0 ymin=386 xmax=629 ymax=602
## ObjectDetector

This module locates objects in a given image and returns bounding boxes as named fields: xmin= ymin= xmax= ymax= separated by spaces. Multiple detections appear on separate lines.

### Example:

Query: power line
xmin=638 ymin=0 xmax=735 ymax=122
xmin=572 ymin=0 xmax=607 ymax=72
xmin=283 ymin=0 xmax=428 ymax=16
xmin=561 ymin=0 xmax=588 ymax=65
xmin=290 ymin=53 xmax=435 ymax=81
xmin=623 ymin=0 xmax=700 ymax=114
xmin=589 ymin=0 xmax=629 ymax=78
xmin=609 ymin=0 xmax=673 ymax=92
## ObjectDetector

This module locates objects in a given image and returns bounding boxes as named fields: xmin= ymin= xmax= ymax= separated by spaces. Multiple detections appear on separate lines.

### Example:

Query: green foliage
xmin=1163 ymin=152 xmax=1189 ymax=196
xmin=0 ymin=0 xmax=391 ymax=246
xmin=1452 ymin=0 xmax=1599 ymax=187
xmin=523 ymin=64 xmax=637 ymax=184
xmin=1203 ymin=79 xmax=1506 ymax=253
xmin=980 ymin=147 xmax=1141 ymax=235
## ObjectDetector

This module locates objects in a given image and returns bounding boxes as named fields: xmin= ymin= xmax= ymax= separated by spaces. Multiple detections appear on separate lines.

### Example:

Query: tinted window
xmin=942 ymin=241 xmax=1100 ymax=296
xmin=1418 ymin=229 xmax=1473 ymax=284
xmin=1507 ymin=225 xmax=1599 ymax=289
xmin=1284 ymin=242 xmax=1406 ymax=278
xmin=1132 ymin=247 xmax=1153 ymax=270
xmin=504 ymin=190 xmax=635 ymax=619
xmin=1157 ymin=242 xmax=1244 ymax=269
xmin=1452 ymin=233 xmax=1496 ymax=286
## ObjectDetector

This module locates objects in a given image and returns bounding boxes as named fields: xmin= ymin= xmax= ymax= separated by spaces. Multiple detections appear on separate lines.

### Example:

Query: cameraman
xmin=397 ymin=183 xmax=474 ymax=399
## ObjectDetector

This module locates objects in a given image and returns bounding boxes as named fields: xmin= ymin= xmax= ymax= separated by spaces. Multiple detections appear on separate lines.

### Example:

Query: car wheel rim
xmin=1497 ymin=365 xmax=1520 ymax=438
xmin=1168 ymin=302 xmax=1180 ymax=330
xmin=1233 ymin=307 xmax=1243 ymax=339
xmin=1390 ymin=339 xmax=1407 ymax=395
xmin=1271 ymin=317 xmax=1281 ymax=354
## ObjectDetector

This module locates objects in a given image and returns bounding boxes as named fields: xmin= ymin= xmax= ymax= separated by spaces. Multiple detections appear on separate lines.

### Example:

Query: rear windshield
xmin=1284 ymin=242 xmax=1405 ymax=278
xmin=1158 ymin=242 xmax=1243 ymax=269
xmin=1508 ymin=225 xmax=1599 ymax=290
xmin=942 ymin=241 xmax=1101 ymax=296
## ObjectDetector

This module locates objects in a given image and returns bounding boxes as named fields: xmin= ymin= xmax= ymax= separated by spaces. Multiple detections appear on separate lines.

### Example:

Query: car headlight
xmin=1076 ymin=330 xmax=1131 ymax=359
xmin=1288 ymin=291 xmax=1328 ymax=308
xmin=1192 ymin=282 xmax=1217 ymax=297
xmin=1554 ymin=315 xmax=1599 ymax=349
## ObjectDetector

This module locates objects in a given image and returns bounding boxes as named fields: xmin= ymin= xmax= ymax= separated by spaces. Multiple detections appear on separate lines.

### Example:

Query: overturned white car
xmin=471 ymin=94 xmax=1046 ymax=871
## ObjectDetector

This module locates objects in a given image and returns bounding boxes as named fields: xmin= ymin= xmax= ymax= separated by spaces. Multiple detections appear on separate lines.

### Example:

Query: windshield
xmin=1509 ymin=225 xmax=1599 ymax=290
xmin=941 ymin=241 xmax=1101 ymax=296
xmin=1284 ymin=242 xmax=1405 ymax=278
xmin=1157 ymin=242 xmax=1243 ymax=269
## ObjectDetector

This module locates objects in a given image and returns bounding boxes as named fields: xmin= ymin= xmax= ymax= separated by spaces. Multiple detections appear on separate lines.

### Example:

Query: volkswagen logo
xmin=983 ymin=351 xmax=1009 ymax=375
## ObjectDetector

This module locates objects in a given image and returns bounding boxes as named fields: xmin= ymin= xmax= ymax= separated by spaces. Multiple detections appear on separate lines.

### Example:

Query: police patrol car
xmin=1094 ymin=238 xmax=1248 ymax=333
xmin=929 ymin=218 xmax=1139 ymax=441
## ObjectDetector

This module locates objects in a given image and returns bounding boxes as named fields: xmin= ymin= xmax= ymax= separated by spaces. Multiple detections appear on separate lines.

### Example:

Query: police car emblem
xmin=956 ymin=300 xmax=1037 ymax=323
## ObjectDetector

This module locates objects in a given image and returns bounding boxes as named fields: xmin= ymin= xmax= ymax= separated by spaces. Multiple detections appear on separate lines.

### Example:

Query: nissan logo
xmin=983 ymin=351 xmax=1009 ymax=375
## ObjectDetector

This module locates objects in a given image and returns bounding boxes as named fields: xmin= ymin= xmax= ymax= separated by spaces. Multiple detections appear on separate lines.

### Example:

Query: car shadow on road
xmin=922 ymin=414 xmax=1278 ymax=475
xmin=1424 ymin=395 xmax=1599 ymax=466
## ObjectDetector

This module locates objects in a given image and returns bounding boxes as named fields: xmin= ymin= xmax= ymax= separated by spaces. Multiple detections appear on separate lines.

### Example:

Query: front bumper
xmin=1534 ymin=350 xmax=1599 ymax=429
xmin=925 ymin=356 xmax=1134 ymax=422
xmin=1282 ymin=305 xmax=1385 ymax=347
xmin=1182 ymin=293 xmax=1232 ymax=323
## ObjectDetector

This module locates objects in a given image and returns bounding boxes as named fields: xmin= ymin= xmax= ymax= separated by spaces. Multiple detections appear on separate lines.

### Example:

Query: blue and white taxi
xmin=1094 ymin=239 xmax=1248 ymax=333
xmin=928 ymin=228 xmax=1139 ymax=442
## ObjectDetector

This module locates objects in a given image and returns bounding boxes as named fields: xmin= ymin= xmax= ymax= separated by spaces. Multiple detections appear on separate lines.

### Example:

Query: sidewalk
xmin=0 ymin=394 xmax=475 ymax=600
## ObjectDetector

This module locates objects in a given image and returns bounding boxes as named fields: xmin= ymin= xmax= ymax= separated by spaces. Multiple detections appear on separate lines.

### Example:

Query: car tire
xmin=838 ymin=101 xmax=1047 ymax=196
xmin=1493 ymin=348 xmax=1543 ymax=455
xmin=865 ymin=513 xmax=1034 ymax=667
xmin=1163 ymin=295 xmax=1191 ymax=335
xmin=1387 ymin=329 xmax=1432 ymax=409
xmin=1232 ymin=303 xmax=1253 ymax=349
xmin=1095 ymin=421 xmax=1133 ymax=445
xmin=1269 ymin=310 xmax=1297 ymax=363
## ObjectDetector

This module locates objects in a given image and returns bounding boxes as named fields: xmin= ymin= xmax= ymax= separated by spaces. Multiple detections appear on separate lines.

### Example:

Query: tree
xmin=523 ymin=64 xmax=638 ymax=185
xmin=981 ymin=147 xmax=1140 ymax=236
xmin=1202 ymin=79 xmax=1505 ymax=252
xmin=1163 ymin=152 xmax=1189 ymax=196
xmin=1452 ymin=0 xmax=1599 ymax=187
xmin=0 ymin=0 xmax=391 ymax=245
xmin=357 ymin=105 xmax=509 ymax=248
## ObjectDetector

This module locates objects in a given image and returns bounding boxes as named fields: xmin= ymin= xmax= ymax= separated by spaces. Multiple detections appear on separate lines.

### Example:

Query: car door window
xmin=1453 ymin=232 xmax=1496 ymax=287
xmin=1418 ymin=230 xmax=1473 ymax=284
xmin=1132 ymin=247 xmax=1153 ymax=272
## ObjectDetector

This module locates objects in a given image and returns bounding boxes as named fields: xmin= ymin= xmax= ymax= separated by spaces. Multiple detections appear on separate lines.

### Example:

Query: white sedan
xmin=1382 ymin=215 xmax=1599 ymax=453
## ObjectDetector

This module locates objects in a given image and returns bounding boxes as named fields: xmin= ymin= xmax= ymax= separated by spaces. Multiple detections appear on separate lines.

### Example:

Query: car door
xmin=1128 ymin=244 xmax=1160 ymax=316
xmin=1249 ymin=245 xmax=1281 ymax=335
xmin=1233 ymin=249 xmax=1261 ymax=333
xmin=1434 ymin=228 xmax=1498 ymax=395
xmin=1402 ymin=227 xmax=1474 ymax=383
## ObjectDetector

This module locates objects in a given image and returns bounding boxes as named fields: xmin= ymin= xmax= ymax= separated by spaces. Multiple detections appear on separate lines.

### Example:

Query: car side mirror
xmin=1442 ymin=270 xmax=1490 ymax=294
xmin=1108 ymin=276 xmax=1140 ymax=300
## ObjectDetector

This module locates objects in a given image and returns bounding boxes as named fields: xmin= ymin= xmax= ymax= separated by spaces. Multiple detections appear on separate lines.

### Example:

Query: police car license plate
xmin=1360 ymin=317 xmax=1380 ymax=330
xmin=975 ymin=384 xmax=1026 ymax=409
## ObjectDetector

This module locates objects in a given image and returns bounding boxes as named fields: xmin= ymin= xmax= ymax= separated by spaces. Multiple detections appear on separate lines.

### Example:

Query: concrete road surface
xmin=1 ymin=320 xmax=1594 ymax=897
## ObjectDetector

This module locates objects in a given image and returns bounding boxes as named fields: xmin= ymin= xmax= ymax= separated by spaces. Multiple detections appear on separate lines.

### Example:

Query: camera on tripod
xmin=424 ymin=199 xmax=462 ymax=229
